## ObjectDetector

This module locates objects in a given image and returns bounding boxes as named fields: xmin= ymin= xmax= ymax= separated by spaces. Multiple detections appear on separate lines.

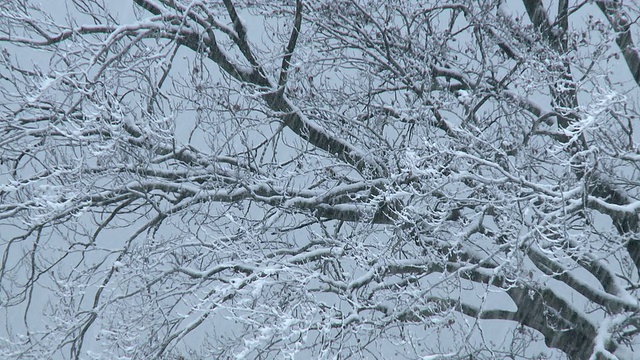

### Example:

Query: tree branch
xmin=278 ymin=0 xmax=303 ymax=89
xmin=596 ymin=0 xmax=640 ymax=84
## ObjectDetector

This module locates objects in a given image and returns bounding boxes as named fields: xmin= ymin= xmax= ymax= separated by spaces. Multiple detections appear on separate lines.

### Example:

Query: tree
xmin=1 ymin=0 xmax=640 ymax=358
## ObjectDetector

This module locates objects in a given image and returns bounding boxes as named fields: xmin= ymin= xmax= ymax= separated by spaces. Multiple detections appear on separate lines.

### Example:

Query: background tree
xmin=2 ymin=0 xmax=640 ymax=358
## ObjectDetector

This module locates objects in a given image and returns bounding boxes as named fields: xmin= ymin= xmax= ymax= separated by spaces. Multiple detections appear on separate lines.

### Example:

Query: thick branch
xmin=522 ymin=0 xmax=556 ymax=46
xmin=278 ymin=0 xmax=303 ymax=88
xmin=528 ymin=247 xmax=638 ymax=312
xmin=507 ymin=286 xmax=609 ymax=359
xmin=597 ymin=1 xmax=640 ymax=85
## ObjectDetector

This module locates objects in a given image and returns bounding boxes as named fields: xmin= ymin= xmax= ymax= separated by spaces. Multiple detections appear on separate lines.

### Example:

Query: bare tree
xmin=2 ymin=0 xmax=640 ymax=358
